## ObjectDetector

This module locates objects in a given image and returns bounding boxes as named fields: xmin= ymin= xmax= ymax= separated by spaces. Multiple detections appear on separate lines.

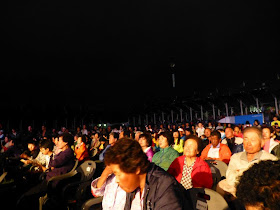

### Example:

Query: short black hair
xmin=210 ymin=130 xmax=221 ymax=139
xmin=62 ymin=133 xmax=74 ymax=146
xmin=110 ymin=132 xmax=119 ymax=139
xmin=236 ymin=160 xmax=280 ymax=210
xmin=139 ymin=133 xmax=152 ymax=147
xmin=158 ymin=131 xmax=173 ymax=146
xmin=40 ymin=139 xmax=54 ymax=151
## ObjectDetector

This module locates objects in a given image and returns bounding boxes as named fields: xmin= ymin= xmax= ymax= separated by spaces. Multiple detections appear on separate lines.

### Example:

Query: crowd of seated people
xmin=0 ymin=116 xmax=280 ymax=209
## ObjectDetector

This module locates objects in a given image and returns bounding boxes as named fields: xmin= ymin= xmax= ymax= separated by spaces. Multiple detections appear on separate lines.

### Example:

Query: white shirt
xmin=131 ymin=188 xmax=145 ymax=210
xmin=196 ymin=127 xmax=205 ymax=137
xmin=207 ymin=144 xmax=220 ymax=158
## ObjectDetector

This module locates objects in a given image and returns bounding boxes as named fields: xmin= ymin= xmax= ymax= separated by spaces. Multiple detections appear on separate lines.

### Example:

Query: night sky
xmin=3 ymin=0 xmax=279 ymax=122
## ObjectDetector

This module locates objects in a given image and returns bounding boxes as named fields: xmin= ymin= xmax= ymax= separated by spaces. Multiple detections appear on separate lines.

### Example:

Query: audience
xmin=152 ymin=132 xmax=179 ymax=171
xmin=1 ymin=117 xmax=279 ymax=209
xmin=75 ymin=135 xmax=90 ymax=162
xmin=216 ymin=127 xmax=278 ymax=200
xmin=200 ymin=131 xmax=232 ymax=164
xmin=104 ymin=138 xmax=192 ymax=209
xmin=138 ymin=133 xmax=154 ymax=162
xmin=224 ymin=127 xmax=244 ymax=154
xmin=167 ymin=135 xmax=213 ymax=189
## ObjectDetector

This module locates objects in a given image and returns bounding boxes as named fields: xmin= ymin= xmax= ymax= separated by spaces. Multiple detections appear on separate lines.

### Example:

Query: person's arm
xmin=219 ymin=145 xmax=232 ymax=164
xmin=91 ymin=166 xmax=113 ymax=197
xmin=96 ymin=166 xmax=113 ymax=188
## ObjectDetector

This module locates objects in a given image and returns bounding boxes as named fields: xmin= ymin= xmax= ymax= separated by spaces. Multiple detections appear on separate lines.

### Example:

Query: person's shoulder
xmin=230 ymin=151 xmax=244 ymax=160
xmin=148 ymin=163 xmax=177 ymax=184
xmin=260 ymin=150 xmax=278 ymax=160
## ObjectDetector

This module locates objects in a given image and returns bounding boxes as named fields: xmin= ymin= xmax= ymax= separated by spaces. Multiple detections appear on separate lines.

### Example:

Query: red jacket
xmin=167 ymin=156 xmax=213 ymax=189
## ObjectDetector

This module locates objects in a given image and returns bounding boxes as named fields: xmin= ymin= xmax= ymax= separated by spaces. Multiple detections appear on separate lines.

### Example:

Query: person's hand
xmin=103 ymin=166 xmax=113 ymax=177
xmin=20 ymin=153 xmax=28 ymax=159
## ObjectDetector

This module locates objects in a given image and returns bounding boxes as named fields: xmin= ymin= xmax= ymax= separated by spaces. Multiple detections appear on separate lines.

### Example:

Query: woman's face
xmin=138 ymin=137 xmax=148 ymax=148
xmin=110 ymin=164 xmax=140 ymax=193
xmin=158 ymin=135 xmax=169 ymax=149
xmin=184 ymin=139 xmax=198 ymax=157
xmin=173 ymin=132 xmax=179 ymax=138
xmin=57 ymin=136 xmax=68 ymax=150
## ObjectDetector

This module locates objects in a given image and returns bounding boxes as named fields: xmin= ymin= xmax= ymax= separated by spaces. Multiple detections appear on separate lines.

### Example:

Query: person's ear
xmin=136 ymin=167 xmax=141 ymax=175
xmin=261 ymin=139 xmax=265 ymax=148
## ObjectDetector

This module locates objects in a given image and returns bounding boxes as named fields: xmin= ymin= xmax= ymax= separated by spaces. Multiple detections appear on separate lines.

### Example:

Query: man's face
xmin=210 ymin=135 xmax=220 ymax=147
xmin=243 ymin=131 xmax=262 ymax=154
xmin=262 ymin=128 xmax=271 ymax=140
xmin=204 ymin=129 xmax=211 ymax=138
xmin=225 ymin=128 xmax=234 ymax=139
xmin=110 ymin=164 xmax=140 ymax=193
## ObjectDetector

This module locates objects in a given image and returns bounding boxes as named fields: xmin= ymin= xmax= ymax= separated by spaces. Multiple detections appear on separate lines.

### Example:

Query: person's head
xmin=262 ymin=127 xmax=274 ymax=140
xmin=57 ymin=133 xmax=73 ymax=151
xmin=198 ymin=123 xmax=203 ymax=128
xmin=40 ymin=139 xmax=54 ymax=155
xmin=225 ymin=127 xmax=234 ymax=139
xmin=236 ymin=160 xmax=280 ymax=210
xmin=183 ymin=135 xmax=202 ymax=158
xmin=210 ymin=131 xmax=221 ymax=148
xmin=185 ymin=128 xmax=192 ymax=136
xmin=243 ymin=127 xmax=262 ymax=155
xmin=272 ymin=116 xmax=278 ymax=121
xmin=27 ymin=140 xmax=37 ymax=151
xmin=4 ymin=136 xmax=10 ymax=143
xmin=104 ymin=138 xmax=149 ymax=193
xmin=138 ymin=133 xmax=152 ymax=148
xmin=135 ymin=131 xmax=143 ymax=141
xmin=178 ymin=128 xmax=185 ymax=136
xmin=204 ymin=128 xmax=212 ymax=138
xmin=234 ymin=126 xmax=241 ymax=135
xmin=109 ymin=132 xmax=119 ymax=146
xmin=158 ymin=132 xmax=173 ymax=149
xmin=28 ymin=126 xmax=32 ymax=132
xmin=173 ymin=131 xmax=180 ymax=139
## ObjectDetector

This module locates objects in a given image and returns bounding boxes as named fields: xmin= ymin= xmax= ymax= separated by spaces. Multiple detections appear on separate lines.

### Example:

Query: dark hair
xmin=158 ymin=131 xmax=173 ymax=146
xmin=185 ymin=134 xmax=203 ymax=153
xmin=210 ymin=130 xmax=221 ymax=139
xmin=261 ymin=126 xmax=274 ymax=134
xmin=139 ymin=133 xmax=152 ymax=147
xmin=40 ymin=139 xmax=54 ymax=151
xmin=123 ymin=130 xmax=131 ymax=138
xmin=104 ymin=138 xmax=150 ymax=174
xmin=110 ymin=132 xmax=119 ymax=139
xmin=236 ymin=160 xmax=280 ymax=210
xmin=62 ymin=133 xmax=74 ymax=146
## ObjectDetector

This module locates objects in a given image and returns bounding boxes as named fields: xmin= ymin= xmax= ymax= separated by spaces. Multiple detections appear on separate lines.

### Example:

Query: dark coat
xmin=124 ymin=163 xmax=192 ymax=210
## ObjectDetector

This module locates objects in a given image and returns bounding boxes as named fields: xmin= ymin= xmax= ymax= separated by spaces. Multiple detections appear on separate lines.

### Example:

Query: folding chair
xmin=186 ymin=187 xmax=230 ymax=210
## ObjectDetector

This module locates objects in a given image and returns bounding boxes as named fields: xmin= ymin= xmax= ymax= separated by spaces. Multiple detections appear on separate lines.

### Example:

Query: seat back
xmin=204 ymin=188 xmax=230 ymax=210
xmin=186 ymin=188 xmax=229 ymax=210
xmin=211 ymin=160 xmax=228 ymax=179
xmin=81 ymin=196 xmax=103 ymax=210
xmin=76 ymin=160 xmax=96 ymax=182
xmin=205 ymin=160 xmax=222 ymax=190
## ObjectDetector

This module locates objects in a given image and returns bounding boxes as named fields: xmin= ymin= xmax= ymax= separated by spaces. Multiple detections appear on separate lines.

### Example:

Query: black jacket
xmin=124 ymin=163 xmax=192 ymax=210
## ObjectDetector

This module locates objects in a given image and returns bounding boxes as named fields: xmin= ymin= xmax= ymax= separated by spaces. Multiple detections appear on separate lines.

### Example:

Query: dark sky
xmin=3 ymin=0 xmax=279 ymax=122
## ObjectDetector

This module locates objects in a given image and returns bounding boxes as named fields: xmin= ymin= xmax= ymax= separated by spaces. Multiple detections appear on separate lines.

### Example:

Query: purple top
xmin=145 ymin=147 xmax=155 ymax=162
xmin=46 ymin=147 xmax=75 ymax=181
